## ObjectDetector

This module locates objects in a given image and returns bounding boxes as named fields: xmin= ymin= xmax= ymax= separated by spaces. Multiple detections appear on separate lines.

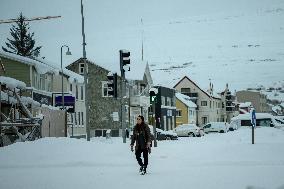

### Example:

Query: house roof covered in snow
xmin=175 ymin=93 xmax=197 ymax=108
xmin=0 ymin=51 xmax=84 ymax=84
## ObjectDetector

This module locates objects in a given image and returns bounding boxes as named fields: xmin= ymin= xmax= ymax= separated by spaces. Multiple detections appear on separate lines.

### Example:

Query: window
xmin=189 ymin=110 xmax=193 ymax=116
xmin=161 ymin=96 xmax=166 ymax=106
xmin=176 ymin=110 xmax=182 ymax=117
xmin=76 ymin=85 xmax=78 ymax=100
xmin=171 ymin=98 xmax=175 ymax=106
xmin=70 ymin=84 xmax=72 ymax=92
xmin=70 ymin=114 xmax=73 ymax=123
xmin=181 ymin=88 xmax=191 ymax=94
xmin=39 ymin=74 xmax=45 ymax=90
xmin=140 ymin=84 xmax=145 ymax=94
xmin=79 ymin=63 xmax=85 ymax=75
xmin=166 ymin=97 xmax=171 ymax=106
xmin=78 ymin=112 xmax=81 ymax=125
xmin=204 ymin=124 xmax=211 ymax=129
xmin=47 ymin=76 xmax=52 ymax=92
xmin=201 ymin=101 xmax=207 ymax=106
xmin=102 ymin=81 xmax=109 ymax=97
xmin=74 ymin=113 xmax=77 ymax=125
xmin=81 ymin=112 xmax=84 ymax=125
xmin=210 ymin=101 xmax=212 ymax=108
xmin=81 ymin=86 xmax=84 ymax=100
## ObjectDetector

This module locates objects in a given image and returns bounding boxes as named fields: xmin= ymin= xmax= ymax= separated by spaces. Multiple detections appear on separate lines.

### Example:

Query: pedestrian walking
xmin=130 ymin=115 xmax=151 ymax=175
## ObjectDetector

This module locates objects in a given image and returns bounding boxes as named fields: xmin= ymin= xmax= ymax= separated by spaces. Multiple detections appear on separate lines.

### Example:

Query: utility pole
xmin=81 ymin=0 xmax=90 ymax=141
xmin=149 ymin=88 xmax=158 ymax=147
xmin=120 ymin=50 xmax=130 ymax=143
xmin=121 ymin=71 xmax=126 ymax=143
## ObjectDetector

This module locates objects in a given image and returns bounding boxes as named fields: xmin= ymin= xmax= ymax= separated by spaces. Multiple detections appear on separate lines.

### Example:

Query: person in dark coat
xmin=130 ymin=115 xmax=151 ymax=174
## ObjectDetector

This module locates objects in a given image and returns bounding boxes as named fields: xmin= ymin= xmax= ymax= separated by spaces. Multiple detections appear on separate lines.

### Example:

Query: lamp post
xmin=60 ymin=45 xmax=72 ymax=110
xmin=81 ymin=0 xmax=90 ymax=141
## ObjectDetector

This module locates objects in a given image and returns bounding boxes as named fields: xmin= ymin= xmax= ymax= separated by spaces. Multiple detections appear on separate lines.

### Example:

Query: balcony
xmin=130 ymin=95 xmax=150 ymax=107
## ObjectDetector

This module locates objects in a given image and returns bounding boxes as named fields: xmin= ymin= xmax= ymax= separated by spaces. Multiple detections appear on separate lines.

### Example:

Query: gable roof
xmin=176 ymin=93 xmax=197 ymax=108
xmin=173 ymin=76 xmax=221 ymax=100
xmin=68 ymin=58 xmax=153 ymax=84
xmin=0 ymin=51 xmax=84 ymax=83
xmin=0 ymin=51 xmax=57 ymax=74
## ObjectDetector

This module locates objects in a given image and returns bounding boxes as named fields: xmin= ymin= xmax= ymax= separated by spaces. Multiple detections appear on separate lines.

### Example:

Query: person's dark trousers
xmin=135 ymin=147 xmax=148 ymax=168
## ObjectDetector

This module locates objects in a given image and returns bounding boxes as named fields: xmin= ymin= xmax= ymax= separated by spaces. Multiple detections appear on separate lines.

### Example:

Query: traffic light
xmin=120 ymin=50 xmax=130 ymax=71
xmin=149 ymin=88 xmax=158 ymax=104
xmin=107 ymin=72 xmax=117 ymax=98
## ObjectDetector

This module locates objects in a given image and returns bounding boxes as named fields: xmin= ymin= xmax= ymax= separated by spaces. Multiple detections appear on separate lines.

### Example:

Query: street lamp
xmin=60 ymin=45 xmax=72 ymax=110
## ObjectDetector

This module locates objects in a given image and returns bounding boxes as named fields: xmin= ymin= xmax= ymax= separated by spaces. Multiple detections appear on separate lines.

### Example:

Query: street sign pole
xmin=251 ymin=109 xmax=256 ymax=144
xmin=252 ymin=124 xmax=254 ymax=144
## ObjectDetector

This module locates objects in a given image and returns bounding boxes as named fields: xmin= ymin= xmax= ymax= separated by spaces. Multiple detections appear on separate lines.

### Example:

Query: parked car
xmin=148 ymin=125 xmax=178 ymax=140
xmin=231 ymin=113 xmax=284 ymax=128
xmin=228 ymin=121 xmax=238 ymax=131
xmin=174 ymin=124 xmax=203 ymax=137
xmin=164 ymin=130 xmax=178 ymax=140
xmin=202 ymin=122 xmax=229 ymax=133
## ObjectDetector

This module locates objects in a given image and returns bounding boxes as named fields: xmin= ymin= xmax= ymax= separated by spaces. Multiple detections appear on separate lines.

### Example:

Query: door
xmin=167 ymin=117 xmax=171 ymax=131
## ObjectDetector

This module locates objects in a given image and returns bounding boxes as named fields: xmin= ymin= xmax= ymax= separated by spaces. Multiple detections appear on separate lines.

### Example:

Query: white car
xmin=203 ymin=122 xmax=229 ymax=133
xmin=174 ymin=124 xmax=203 ymax=137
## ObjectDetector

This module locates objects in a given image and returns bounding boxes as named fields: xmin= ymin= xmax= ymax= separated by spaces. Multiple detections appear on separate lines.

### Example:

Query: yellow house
xmin=176 ymin=93 xmax=197 ymax=126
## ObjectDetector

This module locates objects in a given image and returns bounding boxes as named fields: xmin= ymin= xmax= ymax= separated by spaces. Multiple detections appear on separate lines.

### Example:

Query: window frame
xmin=201 ymin=101 xmax=208 ymax=106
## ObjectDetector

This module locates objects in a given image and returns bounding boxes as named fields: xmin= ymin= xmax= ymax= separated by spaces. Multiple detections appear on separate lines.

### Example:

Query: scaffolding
xmin=0 ymin=83 xmax=43 ymax=147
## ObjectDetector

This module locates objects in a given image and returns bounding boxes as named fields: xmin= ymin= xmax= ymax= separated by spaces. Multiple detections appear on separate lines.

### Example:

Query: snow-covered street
xmin=1 ymin=127 xmax=284 ymax=189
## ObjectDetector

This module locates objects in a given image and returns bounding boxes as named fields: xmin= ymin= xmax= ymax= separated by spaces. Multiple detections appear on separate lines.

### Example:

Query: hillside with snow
xmin=0 ymin=0 xmax=283 ymax=98
xmin=144 ymin=1 xmax=284 ymax=94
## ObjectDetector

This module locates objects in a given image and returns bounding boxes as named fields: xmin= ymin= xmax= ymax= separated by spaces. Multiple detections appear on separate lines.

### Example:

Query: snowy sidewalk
xmin=0 ymin=127 xmax=284 ymax=189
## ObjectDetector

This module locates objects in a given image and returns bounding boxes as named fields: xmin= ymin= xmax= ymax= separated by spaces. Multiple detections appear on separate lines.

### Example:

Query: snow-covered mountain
xmin=143 ymin=0 xmax=284 ymax=95
xmin=1 ymin=0 xmax=283 ymax=99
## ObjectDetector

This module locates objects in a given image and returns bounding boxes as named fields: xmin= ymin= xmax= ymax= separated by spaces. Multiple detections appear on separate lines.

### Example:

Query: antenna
xmin=141 ymin=18 xmax=144 ymax=61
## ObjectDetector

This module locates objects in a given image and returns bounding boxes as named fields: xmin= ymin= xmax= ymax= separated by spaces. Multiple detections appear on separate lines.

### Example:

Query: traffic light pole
xmin=119 ymin=50 xmax=130 ymax=144
xmin=152 ymin=102 xmax=157 ymax=147
xmin=121 ymin=70 xmax=126 ymax=143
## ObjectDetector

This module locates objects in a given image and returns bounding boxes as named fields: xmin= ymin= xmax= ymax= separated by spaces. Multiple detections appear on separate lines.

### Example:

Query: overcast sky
xmin=1 ymin=0 xmax=284 ymax=89
xmin=0 ymin=0 xmax=267 ymax=65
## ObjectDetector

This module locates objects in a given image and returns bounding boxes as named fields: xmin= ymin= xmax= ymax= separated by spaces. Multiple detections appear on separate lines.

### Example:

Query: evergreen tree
xmin=2 ymin=13 xmax=42 ymax=58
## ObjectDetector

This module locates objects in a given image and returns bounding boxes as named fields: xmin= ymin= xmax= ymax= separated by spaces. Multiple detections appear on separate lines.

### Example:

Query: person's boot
xmin=141 ymin=166 xmax=147 ymax=175
xmin=139 ymin=166 xmax=143 ymax=174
